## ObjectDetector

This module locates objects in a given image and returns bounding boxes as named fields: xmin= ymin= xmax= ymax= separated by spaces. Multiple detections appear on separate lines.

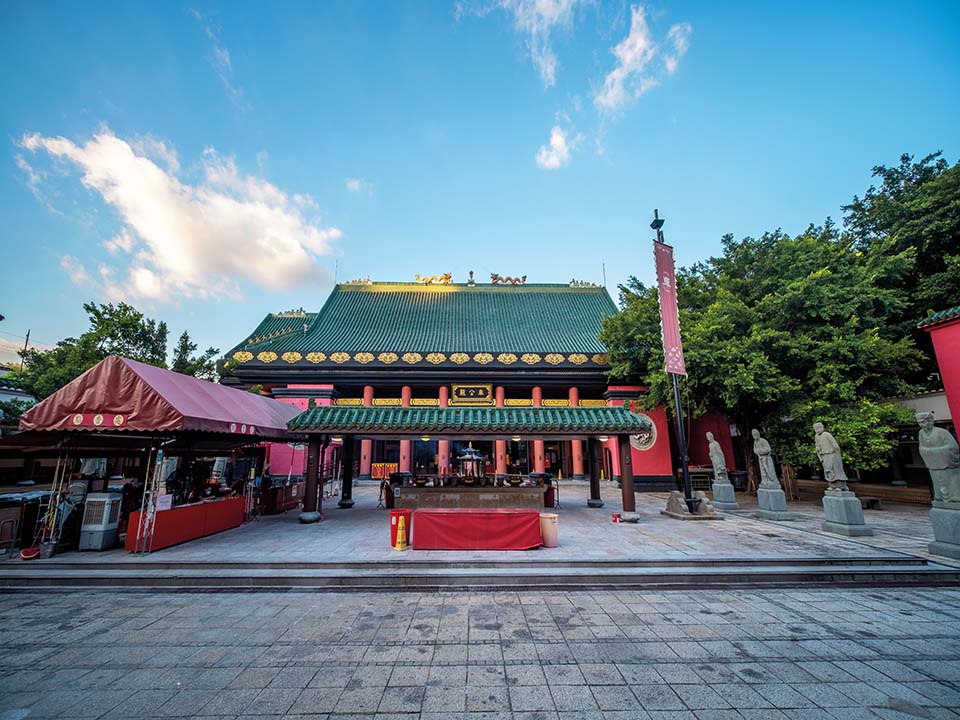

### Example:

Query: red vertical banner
xmin=654 ymin=240 xmax=687 ymax=376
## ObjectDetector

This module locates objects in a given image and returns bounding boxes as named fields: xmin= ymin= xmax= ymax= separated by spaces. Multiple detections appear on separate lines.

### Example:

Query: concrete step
xmin=2 ymin=557 xmax=959 ymax=591
xmin=6 ymin=554 xmax=929 ymax=571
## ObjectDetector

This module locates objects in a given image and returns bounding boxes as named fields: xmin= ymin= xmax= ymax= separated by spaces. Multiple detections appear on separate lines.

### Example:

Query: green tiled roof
xmin=228 ymin=282 xmax=618 ymax=369
xmin=229 ymin=310 xmax=319 ymax=354
xmin=288 ymin=405 xmax=651 ymax=434
xmin=919 ymin=304 xmax=960 ymax=329
xmin=0 ymin=376 xmax=23 ymax=391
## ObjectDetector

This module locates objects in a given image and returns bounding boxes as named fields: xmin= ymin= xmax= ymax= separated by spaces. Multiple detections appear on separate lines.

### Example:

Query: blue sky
xmin=1 ymin=1 xmax=958 ymax=363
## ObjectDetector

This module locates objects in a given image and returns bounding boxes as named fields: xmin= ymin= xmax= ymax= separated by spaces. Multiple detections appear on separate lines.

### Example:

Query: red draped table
xmin=412 ymin=507 xmax=542 ymax=550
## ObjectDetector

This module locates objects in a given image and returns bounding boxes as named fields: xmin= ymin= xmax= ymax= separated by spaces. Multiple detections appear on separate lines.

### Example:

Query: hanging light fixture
xmin=511 ymin=435 xmax=521 ymax=442
xmin=332 ymin=435 xmax=343 ymax=443
xmin=597 ymin=435 xmax=609 ymax=442
xmin=421 ymin=436 xmax=431 ymax=442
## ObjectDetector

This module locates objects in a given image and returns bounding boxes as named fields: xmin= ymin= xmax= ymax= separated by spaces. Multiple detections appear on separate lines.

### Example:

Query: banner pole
xmin=671 ymin=372 xmax=695 ymax=509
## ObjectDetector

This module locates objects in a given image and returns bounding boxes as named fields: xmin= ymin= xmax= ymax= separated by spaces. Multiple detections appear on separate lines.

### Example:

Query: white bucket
xmin=540 ymin=512 xmax=559 ymax=548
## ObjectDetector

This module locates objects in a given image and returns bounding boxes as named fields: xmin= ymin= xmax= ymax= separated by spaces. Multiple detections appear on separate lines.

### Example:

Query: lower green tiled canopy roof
xmin=918 ymin=303 xmax=960 ymax=329
xmin=288 ymin=406 xmax=651 ymax=435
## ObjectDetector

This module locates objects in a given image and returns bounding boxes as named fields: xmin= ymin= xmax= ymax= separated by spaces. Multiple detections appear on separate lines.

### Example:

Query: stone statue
xmin=706 ymin=432 xmax=728 ymax=484
xmin=707 ymin=431 xmax=739 ymax=510
xmin=752 ymin=429 xmax=780 ymax=489
xmin=814 ymin=422 xmax=849 ymax=492
xmin=917 ymin=412 xmax=960 ymax=504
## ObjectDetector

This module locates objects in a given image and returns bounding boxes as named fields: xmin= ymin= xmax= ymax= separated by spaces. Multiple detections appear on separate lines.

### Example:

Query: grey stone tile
xmin=632 ymin=685 xmax=688 ymax=711
xmin=671 ymin=684 xmax=731 ymax=710
xmin=753 ymin=684 xmax=817 ymax=710
xmin=511 ymin=685 xmax=557 ymax=711
xmin=550 ymin=685 xmax=600 ymax=712
xmin=377 ymin=685 xmax=425 ymax=713
xmin=333 ymin=686 xmax=383 ymax=714
xmin=244 ymin=688 xmax=301 ymax=715
xmin=465 ymin=685 xmax=510 ymax=712
xmin=287 ymin=687 xmax=342 ymax=714
xmin=545 ymin=665 xmax=587 ymax=685
xmin=198 ymin=688 xmax=261 ymax=715
xmin=469 ymin=665 xmax=507 ymax=686
xmin=428 ymin=664 xmax=467 ymax=687
xmin=422 ymin=685 xmax=467 ymax=712
xmin=592 ymin=685 xmax=641 ymax=711
xmin=507 ymin=665 xmax=548 ymax=686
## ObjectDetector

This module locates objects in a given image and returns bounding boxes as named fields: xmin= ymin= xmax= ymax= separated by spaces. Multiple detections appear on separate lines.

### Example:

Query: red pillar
xmin=605 ymin=438 xmax=621 ymax=484
xmin=618 ymin=434 xmax=638 ymax=520
xmin=399 ymin=385 xmax=412 ymax=473
xmin=532 ymin=386 xmax=545 ymax=474
xmin=359 ymin=385 xmax=374 ymax=480
xmin=569 ymin=387 xmax=585 ymax=480
xmin=495 ymin=386 xmax=507 ymax=478
xmin=438 ymin=386 xmax=450 ymax=476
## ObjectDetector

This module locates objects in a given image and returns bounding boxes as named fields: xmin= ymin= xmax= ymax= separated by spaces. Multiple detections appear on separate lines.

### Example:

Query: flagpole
xmin=651 ymin=210 xmax=697 ymax=512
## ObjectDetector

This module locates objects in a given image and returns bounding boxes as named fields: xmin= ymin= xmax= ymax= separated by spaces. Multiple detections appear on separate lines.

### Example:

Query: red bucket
xmin=611 ymin=513 xmax=620 ymax=523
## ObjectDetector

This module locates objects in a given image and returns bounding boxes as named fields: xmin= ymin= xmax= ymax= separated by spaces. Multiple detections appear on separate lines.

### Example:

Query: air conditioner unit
xmin=79 ymin=493 xmax=122 ymax=551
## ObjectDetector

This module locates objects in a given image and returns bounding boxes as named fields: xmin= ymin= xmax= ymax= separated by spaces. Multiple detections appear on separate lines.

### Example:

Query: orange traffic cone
xmin=394 ymin=515 xmax=409 ymax=551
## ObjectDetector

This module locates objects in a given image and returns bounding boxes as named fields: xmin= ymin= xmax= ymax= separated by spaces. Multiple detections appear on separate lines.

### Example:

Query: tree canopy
xmin=19 ymin=302 xmax=219 ymax=399
xmin=170 ymin=331 xmax=219 ymax=382
xmin=599 ymin=152 xmax=956 ymax=478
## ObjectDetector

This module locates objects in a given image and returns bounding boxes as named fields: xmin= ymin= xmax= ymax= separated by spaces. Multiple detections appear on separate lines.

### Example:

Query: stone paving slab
xmin=7 ymin=483 xmax=937 ymax=567
xmin=1 ymin=587 xmax=960 ymax=719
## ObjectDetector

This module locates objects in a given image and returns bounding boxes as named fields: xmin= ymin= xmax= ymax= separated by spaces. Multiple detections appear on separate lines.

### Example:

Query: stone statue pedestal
xmin=660 ymin=490 xmax=723 ymax=521
xmin=929 ymin=502 xmax=960 ymax=560
xmin=756 ymin=486 xmax=793 ymax=520
xmin=821 ymin=490 xmax=874 ymax=536
xmin=711 ymin=482 xmax=739 ymax=510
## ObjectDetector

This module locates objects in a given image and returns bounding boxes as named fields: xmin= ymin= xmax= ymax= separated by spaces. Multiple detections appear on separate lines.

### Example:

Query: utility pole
xmin=18 ymin=329 xmax=30 ymax=379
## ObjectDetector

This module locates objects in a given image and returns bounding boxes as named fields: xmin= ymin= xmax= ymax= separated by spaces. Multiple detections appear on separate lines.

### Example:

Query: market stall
xmin=10 ymin=355 xmax=302 ymax=554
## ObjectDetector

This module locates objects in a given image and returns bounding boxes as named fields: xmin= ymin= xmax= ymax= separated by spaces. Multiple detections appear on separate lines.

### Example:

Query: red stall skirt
xmin=412 ymin=508 xmax=541 ymax=550
xmin=125 ymin=497 xmax=244 ymax=552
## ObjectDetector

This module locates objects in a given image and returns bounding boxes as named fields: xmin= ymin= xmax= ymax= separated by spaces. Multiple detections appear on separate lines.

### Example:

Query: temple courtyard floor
xmin=2 ymin=585 xmax=960 ymax=719
xmin=2 ymin=482 xmax=959 ymax=590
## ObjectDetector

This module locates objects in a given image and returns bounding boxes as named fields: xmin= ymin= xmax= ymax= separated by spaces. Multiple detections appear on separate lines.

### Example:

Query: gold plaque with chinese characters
xmin=449 ymin=384 xmax=494 ymax=406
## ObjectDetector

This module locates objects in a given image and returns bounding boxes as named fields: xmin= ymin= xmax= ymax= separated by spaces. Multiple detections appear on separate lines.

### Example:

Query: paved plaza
xmin=9 ymin=481 xmax=950 ymax=567
xmin=2 ymin=586 xmax=960 ymax=719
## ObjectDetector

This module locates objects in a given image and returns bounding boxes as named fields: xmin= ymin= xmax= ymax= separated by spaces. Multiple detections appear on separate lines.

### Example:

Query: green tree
xmin=171 ymin=331 xmax=219 ymax=381
xmin=844 ymin=152 xmax=960 ymax=377
xmin=600 ymin=225 xmax=920 ymax=482
xmin=0 ymin=398 xmax=34 ymax=426
xmin=19 ymin=302 xmax=169 ymax=399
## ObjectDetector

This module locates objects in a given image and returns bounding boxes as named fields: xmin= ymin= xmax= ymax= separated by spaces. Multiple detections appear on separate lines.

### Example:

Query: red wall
xmin=928 ymin=319 xmax=960 ymax=423
xmin=267 ymin=385 xmax=334 ymax=477
xmin=688 ymin=409 xmax=736 ymax=469
xmin=605 ymin=387 xmax=673 ymax=478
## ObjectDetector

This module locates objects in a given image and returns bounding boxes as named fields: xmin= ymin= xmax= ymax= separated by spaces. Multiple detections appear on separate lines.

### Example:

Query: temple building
xmin=224 ymin=276 xmax=735 ymax=510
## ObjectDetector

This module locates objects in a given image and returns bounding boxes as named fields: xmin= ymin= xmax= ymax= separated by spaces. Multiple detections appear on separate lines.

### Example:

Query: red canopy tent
xmin=19 ymin=355 xmax=299 ymax=438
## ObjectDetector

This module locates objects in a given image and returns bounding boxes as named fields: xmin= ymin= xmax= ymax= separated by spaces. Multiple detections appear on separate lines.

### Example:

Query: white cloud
xmin=535 ymin=124 xmax=581 ymax=170
xmin=663 ymin=22 xmax=692 ymax=75
xmin=594 ymin=5 xmax=691 ymax=114
xmin=60 ymin=255 xmax=91 ymax=286
xmin=345 ymin=177 xmax=373 ymax=194
xmin=189 ymin=9 xmax=246 ymax=109
xmin=21 ymin=128 xmax=341 ymax=303
xmin=459 ymin=0 xmax=584 ymax=87
xmin=103 ymin=229 xmax=134 ymax=255
xmin=15 ymin=154 xmax=43 ymax=199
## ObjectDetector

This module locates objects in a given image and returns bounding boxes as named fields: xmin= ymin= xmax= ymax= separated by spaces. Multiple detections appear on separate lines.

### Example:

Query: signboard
xmin=156 ymin=495 xmax=173 ymax=511
xmin=654 ymin=240 xmax=687 ymax=376
xmin=450 ymin=384 xmax=494 ymax=406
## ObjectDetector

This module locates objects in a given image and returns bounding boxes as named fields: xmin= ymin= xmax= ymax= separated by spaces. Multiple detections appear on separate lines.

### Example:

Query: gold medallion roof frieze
xmin=231 ymin=350 xmax=611 ymax=367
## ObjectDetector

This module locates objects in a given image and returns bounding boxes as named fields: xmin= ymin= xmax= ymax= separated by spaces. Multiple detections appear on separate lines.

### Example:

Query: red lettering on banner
xmin=654 ymin=240 xmax=687 ymax=376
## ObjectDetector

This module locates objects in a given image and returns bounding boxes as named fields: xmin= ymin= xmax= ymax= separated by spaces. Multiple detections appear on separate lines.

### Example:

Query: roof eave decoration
xmin=918 ymin=303 xmax=960 ymax=330
xmin=231 ymin=351 xmax=610 ymax=369
xmin=287 ymin=406 xmax=650 ymax=434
